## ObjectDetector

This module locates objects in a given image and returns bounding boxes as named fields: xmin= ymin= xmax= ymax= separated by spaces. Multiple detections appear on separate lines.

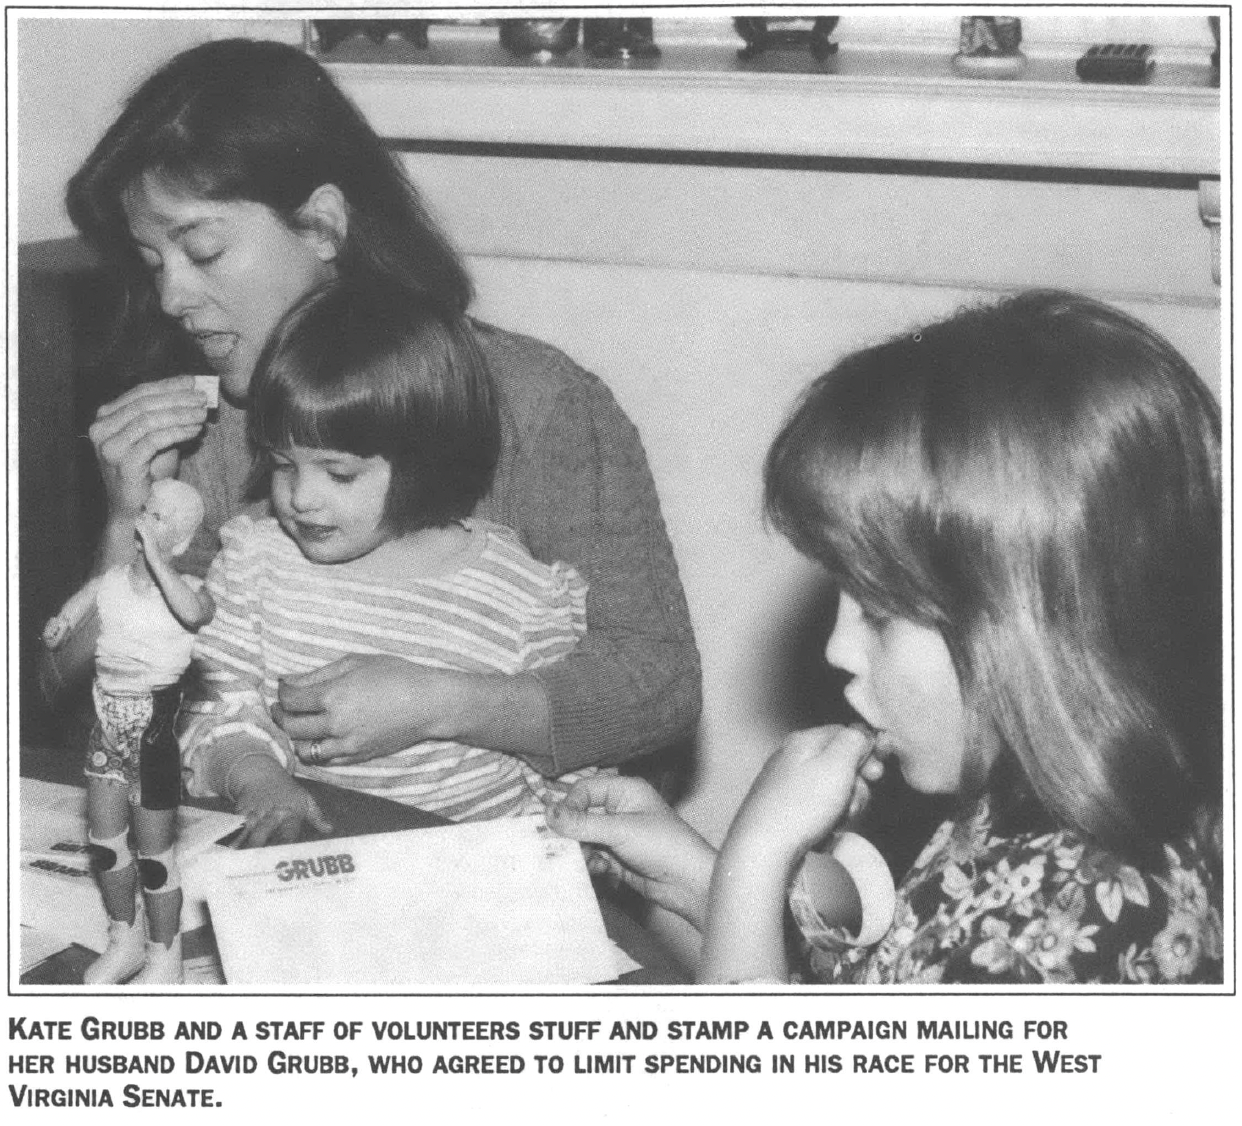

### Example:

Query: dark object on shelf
xmin=952 ymin=16 xmax=1026 ymax=77
xmin=734 ymin=16 xmax=839 ymax=62
xmin=313 ymin=20 xmax=429 ymax=54
xmin=1076 ymin=44 xmax=1154 ymax=85
xmin=499 ymin=19 xmax=580 ymax=58
xmin=1209 ymin=16 xmax=1220 ymax=81
xmin=583 ymin=18 xmax=660 ymax=60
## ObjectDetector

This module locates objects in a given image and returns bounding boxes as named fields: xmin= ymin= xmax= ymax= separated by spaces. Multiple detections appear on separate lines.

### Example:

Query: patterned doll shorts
xmin=85 ymin=682 xmax=183 ymax=810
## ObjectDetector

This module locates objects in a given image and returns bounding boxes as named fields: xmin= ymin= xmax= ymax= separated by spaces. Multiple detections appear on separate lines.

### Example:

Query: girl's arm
xmin=698 ymin=726 xmax=878 ymax=983
xmin=180 ymin=518 xmax=329 ymax=846
xmin=136 ymin=515 xmax=214 ymax=630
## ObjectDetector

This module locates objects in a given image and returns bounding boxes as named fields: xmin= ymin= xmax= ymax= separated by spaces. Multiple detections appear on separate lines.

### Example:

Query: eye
xmin=137 ymin=248 xmax=162 ymax=274
xmin=181 ymin=241 xmax=224 ymax=268
xmin=328 ymin=471 xmax=357 ymax=485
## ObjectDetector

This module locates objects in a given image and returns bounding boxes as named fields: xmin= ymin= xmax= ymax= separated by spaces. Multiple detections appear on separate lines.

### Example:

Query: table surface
xmin=19 ymin=744 xmax=690 ymax=987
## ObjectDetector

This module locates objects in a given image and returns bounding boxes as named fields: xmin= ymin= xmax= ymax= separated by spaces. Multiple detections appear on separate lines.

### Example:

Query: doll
xmin=43 ymin=478 xmax=214 ymax=984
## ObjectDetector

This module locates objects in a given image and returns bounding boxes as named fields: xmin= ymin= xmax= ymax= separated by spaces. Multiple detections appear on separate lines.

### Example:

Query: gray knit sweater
xmin=177 ymin=321 xmax=702 ymax=775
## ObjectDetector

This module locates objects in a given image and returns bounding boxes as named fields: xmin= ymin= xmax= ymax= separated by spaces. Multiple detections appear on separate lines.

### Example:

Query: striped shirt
xmin=180 ymin=514 xmax=593 ymax=822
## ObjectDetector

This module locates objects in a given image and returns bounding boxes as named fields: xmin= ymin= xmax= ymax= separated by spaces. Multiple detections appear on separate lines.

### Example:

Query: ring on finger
xmin=306 ymin=740 xmax=324 ymax=764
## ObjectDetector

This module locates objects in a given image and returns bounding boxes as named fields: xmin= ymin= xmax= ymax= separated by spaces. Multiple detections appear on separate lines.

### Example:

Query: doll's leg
xmin=134 ymin=806 xmax=181 ymax=946
xmin=86 ymin=773 xmax=137 ymax=924
xmin=82 ymin=774 xmax=146 ymax=984
xmin=131 ymin=806 xmax=183 ymax=985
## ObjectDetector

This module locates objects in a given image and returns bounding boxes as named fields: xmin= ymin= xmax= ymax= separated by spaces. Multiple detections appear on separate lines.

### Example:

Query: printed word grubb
xmin=275 ymin=854 xmax=355 ymax=881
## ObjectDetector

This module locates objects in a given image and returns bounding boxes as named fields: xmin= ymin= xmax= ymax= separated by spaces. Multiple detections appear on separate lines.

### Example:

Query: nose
xmin=156 ymin=256 xmax=202 ymax=318
xmin=287 ymin=470 xmax=322 ymax=514
xmin=824 ymin=590 xmax=867 ymax=677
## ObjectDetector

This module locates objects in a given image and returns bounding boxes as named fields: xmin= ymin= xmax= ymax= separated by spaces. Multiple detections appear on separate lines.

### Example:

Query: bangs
xmin=249 ymin=361 xmax=398 ymax=460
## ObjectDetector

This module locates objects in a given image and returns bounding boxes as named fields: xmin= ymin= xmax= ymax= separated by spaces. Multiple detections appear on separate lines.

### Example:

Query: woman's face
xmin=825 ymin=590 xmax=970 ymax=794
xmin=123 ymin=174 xmax=337 ymax=403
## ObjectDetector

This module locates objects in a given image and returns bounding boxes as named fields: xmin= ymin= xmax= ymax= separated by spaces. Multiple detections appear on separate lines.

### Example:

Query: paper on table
xmin=200 ymin=817 xmax=619 ymax=986
xmin=19 ymin=778 xmax=244 ymax=954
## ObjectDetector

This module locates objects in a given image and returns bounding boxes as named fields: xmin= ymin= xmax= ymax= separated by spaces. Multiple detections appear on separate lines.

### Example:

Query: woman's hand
xmin=226 ymin=756 xmax=333 ymax=848
xmin=90 ymin=377 xmax=212 ymax=526
xmin=729 ymin=724 xmax=883 ymax=866
xmin=273 ymin=655 xmax=466 ymax=766
xmin=547 ymin=776 xmax=716 ymax=929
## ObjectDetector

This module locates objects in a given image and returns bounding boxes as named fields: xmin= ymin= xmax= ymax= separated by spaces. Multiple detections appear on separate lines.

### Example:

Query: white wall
xmin=405 ymin=153 xmax=1219 ymax=839
xmin=16 ymin=17 xmax=213 ymax=242
xmin=17 ymin=16 xmax=1222 ymax=845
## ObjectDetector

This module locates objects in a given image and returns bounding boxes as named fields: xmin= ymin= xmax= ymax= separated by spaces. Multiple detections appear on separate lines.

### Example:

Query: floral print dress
xmin=791 ymin=796 xmax=1222 ymax=985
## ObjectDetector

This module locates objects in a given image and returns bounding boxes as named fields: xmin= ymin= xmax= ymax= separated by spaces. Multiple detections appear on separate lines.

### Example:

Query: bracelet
xmin=222 ymin=750 xmax=278 ymax=804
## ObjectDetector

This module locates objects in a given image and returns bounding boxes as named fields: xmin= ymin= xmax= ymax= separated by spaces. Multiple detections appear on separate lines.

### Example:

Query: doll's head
xmin=765 ymin=291 xmax=1221 ymax=863
xmin=144 ymin=479 xmax=206 ymax=558
xmin=247 ymin=280 xmax=499 ymax=539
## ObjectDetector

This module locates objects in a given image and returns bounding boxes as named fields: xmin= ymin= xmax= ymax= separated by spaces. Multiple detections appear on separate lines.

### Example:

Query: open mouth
xmin=192 ymin=331 xmax=239 ymax=367
xmin=295 ymin=523 xmax=336 ymax=541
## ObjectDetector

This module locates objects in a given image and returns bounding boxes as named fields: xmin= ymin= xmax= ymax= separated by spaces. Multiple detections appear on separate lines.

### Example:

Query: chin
xmin=220 ymin=370 xmax=252 ymax=405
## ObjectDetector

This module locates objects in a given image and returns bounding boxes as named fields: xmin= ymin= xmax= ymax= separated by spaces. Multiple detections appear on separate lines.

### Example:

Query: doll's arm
xmin=137 ymin=515 xmax=214 ymax=630
xmin=42 ymin=576 xmax=104 ymax=650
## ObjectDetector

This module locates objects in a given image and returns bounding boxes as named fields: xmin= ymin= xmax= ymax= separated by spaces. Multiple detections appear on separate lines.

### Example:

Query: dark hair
xmin=765 ymin=290 xmax=1221 ymax=868
xmin=248 ymin=281 xmax=498 ymax=532
xmin=67 ymin=37 xmax=472 ymax=381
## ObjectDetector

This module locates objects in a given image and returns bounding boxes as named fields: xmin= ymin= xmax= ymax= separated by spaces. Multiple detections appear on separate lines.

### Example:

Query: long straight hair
xmin=67 ymin=38 xmax=472 ymax=383
xmin=765 ymin=291 xmax=1221 ymax=868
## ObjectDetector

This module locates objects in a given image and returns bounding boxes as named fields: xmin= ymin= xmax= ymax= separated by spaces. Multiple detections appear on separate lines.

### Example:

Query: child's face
xmin=269 ymin=445 xmax=394 ymax=564
xmin=825 ymin=591 xmax=970 ymax=794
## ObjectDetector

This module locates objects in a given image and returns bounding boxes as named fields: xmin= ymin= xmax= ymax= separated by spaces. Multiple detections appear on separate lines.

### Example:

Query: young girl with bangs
xmin=179 ymin=281 xmax=599 ymax=836
xmin=551 ymin=290 xmax=1223 ymax=985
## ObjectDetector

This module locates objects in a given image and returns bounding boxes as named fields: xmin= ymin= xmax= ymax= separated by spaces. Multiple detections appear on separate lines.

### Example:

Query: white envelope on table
xmin=199 ymin=817 xmax=618 ymax=986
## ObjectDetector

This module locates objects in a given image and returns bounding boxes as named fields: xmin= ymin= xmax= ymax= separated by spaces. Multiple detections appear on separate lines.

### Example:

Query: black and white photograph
xmin=6 ymin=3 xmax=1234 ymax=1119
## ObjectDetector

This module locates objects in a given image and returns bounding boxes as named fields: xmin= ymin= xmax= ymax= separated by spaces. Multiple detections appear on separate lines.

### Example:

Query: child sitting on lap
xmin=180 ymin=282 xmax=597 ymax=842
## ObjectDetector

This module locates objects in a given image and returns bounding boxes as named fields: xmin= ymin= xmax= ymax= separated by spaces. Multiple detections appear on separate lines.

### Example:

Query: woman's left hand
xmin=273 ymin=655 xmax=462 ymax=765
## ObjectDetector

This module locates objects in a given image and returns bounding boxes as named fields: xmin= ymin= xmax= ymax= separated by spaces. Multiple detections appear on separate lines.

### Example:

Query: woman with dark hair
xmin=551 ymin=291 xmax=1222 ymax=984
xmin=43 ymin=38 xmax=700 ymax=845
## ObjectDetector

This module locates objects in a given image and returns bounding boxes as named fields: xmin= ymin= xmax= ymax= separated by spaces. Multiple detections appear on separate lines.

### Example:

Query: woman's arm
xmin=503 ymin=365 xmax=702 ymax=774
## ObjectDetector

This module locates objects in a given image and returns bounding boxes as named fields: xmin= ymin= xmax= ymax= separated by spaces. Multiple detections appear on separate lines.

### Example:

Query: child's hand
xmin=731 ymin=725 xmax=883 ymax=866
xmin=41 ymin=616 xmax=69 ymax=650
xmin=547 ymin=776 xmax=717 ymax=930
xmin=228 ymin=761 xmax=333 ymax=848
